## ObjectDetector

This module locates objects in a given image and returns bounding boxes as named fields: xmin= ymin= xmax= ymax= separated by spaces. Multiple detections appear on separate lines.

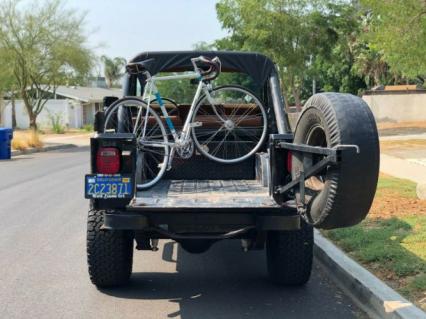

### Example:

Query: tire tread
xmin=86 ymin=209 xmax=133 ymax=287
xmin=266 ymin=222 xmax=313 ymax=285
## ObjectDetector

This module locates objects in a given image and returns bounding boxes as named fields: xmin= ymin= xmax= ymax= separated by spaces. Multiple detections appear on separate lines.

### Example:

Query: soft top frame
xmin=128 ymin=51 xmax=276 ymax=86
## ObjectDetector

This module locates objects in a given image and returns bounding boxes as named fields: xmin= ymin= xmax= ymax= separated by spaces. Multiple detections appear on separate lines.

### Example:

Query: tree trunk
xmin=293 ymin=86 xmax=302 ymax=113
xmin=21 ymin=90 xmax=37 ymax=130
xmin=11 ymin=93 xmax=17 ymax=129
xmin=29 ymin=112 xmax=37 ymax=130
xmin=106 ymin=77 xmax=112 ymax=88
xmin=374 ymin=69 xmax=381 ymax=87
xmin=279 ymin=74 xmax=291 ymax=113
xmin=282 ymin=92 xmax=290 ymax=113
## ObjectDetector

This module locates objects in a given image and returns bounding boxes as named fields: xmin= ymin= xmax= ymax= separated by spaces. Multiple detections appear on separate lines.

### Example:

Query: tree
xmin=311 ymin=2 xmax=367 ymax=95
xmin=0 ymin=0 xmax=93 ymax=129
xmin=360 ymin=0 xmax=426 ymax=77
xmin=352 ymin=46 xmax=389 ymax=88
xmin=0 ymin=48 xmax=16 ymax=127
xmin=192 ymin=41 xmax=215 ymax=50
xmin=101 ymin=56 xmax=126 ymax=88
xmin=216 ymin=0 xmax=340 ymax=111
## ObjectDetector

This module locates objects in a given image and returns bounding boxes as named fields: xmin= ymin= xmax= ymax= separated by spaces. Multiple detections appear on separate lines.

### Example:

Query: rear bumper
xmin=102 ymin=209 xmax=300 ymax=234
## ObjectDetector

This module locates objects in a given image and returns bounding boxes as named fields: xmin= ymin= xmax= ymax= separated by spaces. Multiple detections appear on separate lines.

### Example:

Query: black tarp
xmin=128 ymin=51 xmax=276 ymax=86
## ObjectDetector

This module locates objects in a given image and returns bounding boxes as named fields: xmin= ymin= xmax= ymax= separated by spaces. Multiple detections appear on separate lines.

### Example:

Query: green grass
xmin=326 ymin=216 xmax=426 ymax=304
xmin=376 ymin=175 xmax=417 ymax=198
xmin=324 ymin=175 xmax=426 ymax=308
xmin=327 ymin=217 xmax=426 ymax=275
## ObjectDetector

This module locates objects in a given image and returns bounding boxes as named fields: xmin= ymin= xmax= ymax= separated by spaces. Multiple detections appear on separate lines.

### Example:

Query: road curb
xmin=11 ymin=144 xmax=77 ymax=156
xmin=314 ymin=230 xmax=426 ymax=319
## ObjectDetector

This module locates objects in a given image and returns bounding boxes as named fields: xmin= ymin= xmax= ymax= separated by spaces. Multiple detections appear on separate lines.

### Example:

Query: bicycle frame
xmin=137 ymin=70 xmax=224 ymax=148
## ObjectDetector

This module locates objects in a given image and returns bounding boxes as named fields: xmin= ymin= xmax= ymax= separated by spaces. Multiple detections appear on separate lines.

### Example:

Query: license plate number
xmin=85 ymin=175 xmax=133 ymax=199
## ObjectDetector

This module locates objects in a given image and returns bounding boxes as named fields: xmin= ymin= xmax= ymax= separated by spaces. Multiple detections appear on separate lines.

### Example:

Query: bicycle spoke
xmin=192 ymin=86 xmax=267 ymax=163
xmin=141 ymin=146 xmax=166 ymax=156
xmin=211 ymin=129 xmax=232 ymax=157
xmin=199 ymin=124 xmax=226 ymax=146
xmin=231 ymin=107 xmax=257 ymax=125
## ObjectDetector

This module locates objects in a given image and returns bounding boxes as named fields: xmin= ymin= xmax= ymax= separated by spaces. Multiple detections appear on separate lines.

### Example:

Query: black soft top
xmin=129 ymin=51 xmax=276 ymax=86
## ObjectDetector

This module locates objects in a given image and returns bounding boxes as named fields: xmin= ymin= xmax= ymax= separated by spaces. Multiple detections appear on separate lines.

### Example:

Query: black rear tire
xmin=87 ymin=209 xmax=134 ymax=287
xmin=266 ymin=221 xmax=313 ymax=286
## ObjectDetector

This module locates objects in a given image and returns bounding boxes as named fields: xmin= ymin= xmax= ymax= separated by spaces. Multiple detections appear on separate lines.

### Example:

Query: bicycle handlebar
xmin=191 ymin=56 xmax=222 ymax=81
xmin=126 ymin=56 xmax=222 ymax=81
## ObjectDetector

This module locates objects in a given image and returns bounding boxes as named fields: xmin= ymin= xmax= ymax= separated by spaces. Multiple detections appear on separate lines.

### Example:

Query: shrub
xmin=83 ymin=124 xmax=93 ymax=132
xmin=47 ymin=110 xmax=65 ymax=134
xmin=12 ymin=130 xmax=43 ymax=150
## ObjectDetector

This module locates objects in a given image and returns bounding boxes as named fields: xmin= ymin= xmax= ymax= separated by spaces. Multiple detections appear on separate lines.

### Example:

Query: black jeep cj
xmin=85 ymin=51 xmax=379 ymax=287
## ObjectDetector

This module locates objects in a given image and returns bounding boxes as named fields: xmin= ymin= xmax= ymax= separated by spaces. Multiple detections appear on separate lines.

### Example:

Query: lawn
xmin=324 ymin=175 xmax=426 ymax=310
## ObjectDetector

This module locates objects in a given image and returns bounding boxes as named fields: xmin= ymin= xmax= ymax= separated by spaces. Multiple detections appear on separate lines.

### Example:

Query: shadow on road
xmin=100 ymin=240 xmax=359 ymax=319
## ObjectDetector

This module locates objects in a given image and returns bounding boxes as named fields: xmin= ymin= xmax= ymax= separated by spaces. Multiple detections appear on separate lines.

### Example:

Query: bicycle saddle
xmin=126 ymin=58 xmax=156 ymax=75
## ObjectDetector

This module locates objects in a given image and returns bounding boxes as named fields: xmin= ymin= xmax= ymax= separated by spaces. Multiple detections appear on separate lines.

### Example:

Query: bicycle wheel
xmin=191 ymin=85 xmax=267 ymax=163
xmin=104 ymin=97 xmax=169 ymax=189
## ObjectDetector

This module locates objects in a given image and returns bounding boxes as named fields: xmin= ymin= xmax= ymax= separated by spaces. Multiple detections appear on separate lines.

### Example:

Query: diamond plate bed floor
xmin=131 ymin=180 xmax=280 ymax=209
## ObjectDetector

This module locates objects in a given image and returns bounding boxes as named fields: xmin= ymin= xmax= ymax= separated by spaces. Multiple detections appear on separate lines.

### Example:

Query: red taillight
xmin=96 ymin=147 xmax=120 ymax=174
xmin=287 ymin=151 xmax=292 ymax=172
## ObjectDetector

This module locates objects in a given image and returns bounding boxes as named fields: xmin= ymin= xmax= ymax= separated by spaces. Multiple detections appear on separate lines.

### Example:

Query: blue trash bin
xmin=0 ymin=128 xmax=13 ymax=160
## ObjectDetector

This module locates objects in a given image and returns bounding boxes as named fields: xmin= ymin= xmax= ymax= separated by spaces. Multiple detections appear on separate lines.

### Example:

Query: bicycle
xmin=104 ymin=56 xmax=268 ymax=189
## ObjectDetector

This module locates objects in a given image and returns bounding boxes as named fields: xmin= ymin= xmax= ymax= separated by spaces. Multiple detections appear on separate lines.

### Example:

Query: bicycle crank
xmin=176 ymin=139 xmax=194 ymax=159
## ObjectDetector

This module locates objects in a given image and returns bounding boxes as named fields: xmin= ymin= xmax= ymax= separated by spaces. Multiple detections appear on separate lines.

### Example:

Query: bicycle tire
xmin=104 ymin=97 xmax=169 ymax=189
xmin=191 ymin=85 xmax=267 ymax=163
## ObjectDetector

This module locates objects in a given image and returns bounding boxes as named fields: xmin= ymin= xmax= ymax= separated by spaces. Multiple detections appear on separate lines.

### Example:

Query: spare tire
xmin=292 ymin=93 xmax=379 ymax=229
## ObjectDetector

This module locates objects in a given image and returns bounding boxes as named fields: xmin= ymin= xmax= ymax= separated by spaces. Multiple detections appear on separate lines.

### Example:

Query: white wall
xmin=0 ymin=99 xmax=83 ymax=129
xmin=68 ymin=100 xmax=83 ymax=128
xmin=362 ymin=93 xmax=426 ymax=122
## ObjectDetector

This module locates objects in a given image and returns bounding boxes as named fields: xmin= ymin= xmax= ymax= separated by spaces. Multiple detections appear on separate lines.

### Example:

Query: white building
xmin=0 ymin=86 xmax=122 ymax=129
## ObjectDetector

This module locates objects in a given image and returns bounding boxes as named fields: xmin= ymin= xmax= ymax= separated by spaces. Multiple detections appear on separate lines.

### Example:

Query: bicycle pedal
xmin=189 ymin=121 xmax=202 ymax=128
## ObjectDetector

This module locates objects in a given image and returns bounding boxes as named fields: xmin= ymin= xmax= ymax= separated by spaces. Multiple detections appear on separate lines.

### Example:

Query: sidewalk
xmin=379 ymin=133 xmax=426 ymax=185
xmin=380 ymin=133 xmax=426 ymax=141
xmin=42 ymin=133 xmax=91 ymax=147
xmin=380 ymin=154 xmax=426 ymax=184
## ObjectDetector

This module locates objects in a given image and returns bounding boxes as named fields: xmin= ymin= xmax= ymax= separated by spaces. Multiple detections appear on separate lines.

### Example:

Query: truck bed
xmin=129 ymin=179 xmax=281 ymax=210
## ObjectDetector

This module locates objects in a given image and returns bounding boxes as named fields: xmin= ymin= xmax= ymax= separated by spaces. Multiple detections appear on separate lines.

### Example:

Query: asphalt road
xmin=0 ymin=147 xmax=366 ymax=319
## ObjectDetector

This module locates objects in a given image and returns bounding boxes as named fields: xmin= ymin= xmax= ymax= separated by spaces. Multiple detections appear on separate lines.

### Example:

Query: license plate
xmin=85 ymin=174 xmax=133 ymax=199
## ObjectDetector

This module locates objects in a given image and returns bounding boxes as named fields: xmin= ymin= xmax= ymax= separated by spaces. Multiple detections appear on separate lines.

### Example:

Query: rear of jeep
xmin=85 ymin=51 xmax=379 ymax=288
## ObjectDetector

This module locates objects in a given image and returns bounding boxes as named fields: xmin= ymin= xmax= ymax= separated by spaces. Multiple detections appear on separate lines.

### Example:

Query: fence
xmin=0 ymin=99 xmax=83 ymax=129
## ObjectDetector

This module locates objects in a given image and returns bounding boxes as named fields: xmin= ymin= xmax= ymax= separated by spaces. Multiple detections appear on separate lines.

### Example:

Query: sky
xmin=66 ymin=0 xmax=228 ymax=65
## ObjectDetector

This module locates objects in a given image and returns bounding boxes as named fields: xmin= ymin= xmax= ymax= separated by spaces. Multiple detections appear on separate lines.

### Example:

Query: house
xmin=0 ymin=86 xmax=122 ymax=129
